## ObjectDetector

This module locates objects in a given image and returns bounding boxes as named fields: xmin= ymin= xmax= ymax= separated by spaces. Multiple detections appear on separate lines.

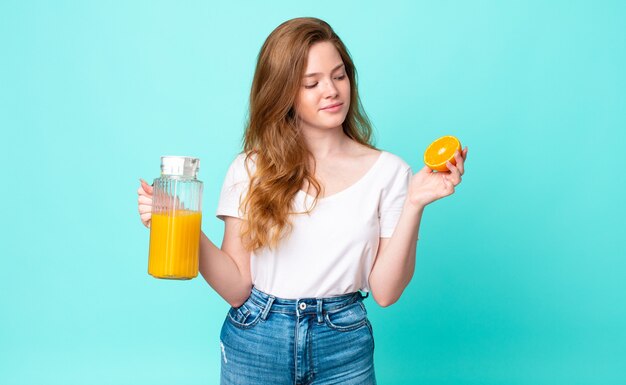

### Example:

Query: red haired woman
xmin=138 ymin=17 xmax=467 ymax=385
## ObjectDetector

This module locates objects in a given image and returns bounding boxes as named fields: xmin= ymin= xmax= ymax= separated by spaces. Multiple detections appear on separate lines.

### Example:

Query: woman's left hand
xmin=407 ymin=147 xmax=468 ymax=208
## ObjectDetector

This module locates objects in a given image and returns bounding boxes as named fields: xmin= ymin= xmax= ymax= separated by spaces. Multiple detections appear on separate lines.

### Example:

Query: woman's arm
xmin=139 ymin=179 xmax=251 ymax=307
xmin=369 ymin=148 xmax=467 ymax=307
xmin=199 ymin=216 xmax=252 ymax=308
xmin=368 ymin=203 xmax=423 ymax=307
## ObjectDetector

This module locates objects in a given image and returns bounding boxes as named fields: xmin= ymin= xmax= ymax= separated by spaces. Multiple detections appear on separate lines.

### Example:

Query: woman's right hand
xmin=137 ymin=178 xmax=153 ymax=228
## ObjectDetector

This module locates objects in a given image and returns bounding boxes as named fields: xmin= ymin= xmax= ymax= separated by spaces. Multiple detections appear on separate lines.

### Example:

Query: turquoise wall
xmin=1 ymin=1 xmax=625 ymax=384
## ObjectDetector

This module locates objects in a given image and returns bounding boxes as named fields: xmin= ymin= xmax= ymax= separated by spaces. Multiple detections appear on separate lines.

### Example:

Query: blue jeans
xmin=219 ymin=286 xmax=376 ymax=385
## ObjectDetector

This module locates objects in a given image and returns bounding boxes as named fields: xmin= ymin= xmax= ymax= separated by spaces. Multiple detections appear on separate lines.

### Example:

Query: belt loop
xmin=260 ymin=295 xmax=275 ymax=321
xmin=316 ymin=298 xmax=324 ymax=324
xmin=360 ymin=291 xmax=369 ymax=300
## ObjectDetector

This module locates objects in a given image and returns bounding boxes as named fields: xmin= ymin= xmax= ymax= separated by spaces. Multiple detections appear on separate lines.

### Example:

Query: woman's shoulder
xmin=352 ymin=142 xmax=406 ymax=166
xmin=224 ymin=152 xmax=257 ymax=182
xmin=350 ymin=142 xmax=411 ymax=178
xmin=231 ymin=151 xmax=254 ymax=163
xmin=379 ymin=149 xmax=412 ymax=174
xmin=230 ymin=151 xmax=257 ymax=168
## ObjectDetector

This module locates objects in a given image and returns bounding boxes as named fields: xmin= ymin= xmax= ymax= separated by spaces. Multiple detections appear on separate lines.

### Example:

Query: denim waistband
xmin=248 ymin=286 xmax=369 ymax=321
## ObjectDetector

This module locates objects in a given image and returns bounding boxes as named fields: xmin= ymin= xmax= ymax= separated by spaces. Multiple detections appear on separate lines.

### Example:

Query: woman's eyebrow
xmin=304 ymin=63 xmax=345 ymax=77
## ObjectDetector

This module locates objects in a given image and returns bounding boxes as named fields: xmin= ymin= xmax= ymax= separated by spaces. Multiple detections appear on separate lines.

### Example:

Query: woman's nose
xmin=322 ymin=79 xmax=339 ymax=97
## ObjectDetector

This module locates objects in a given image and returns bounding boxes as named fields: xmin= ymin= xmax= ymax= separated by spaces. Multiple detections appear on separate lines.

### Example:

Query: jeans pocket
xmin=324 ymin=300 xmax=369 ymax=332
xmin=226 ymin=297 xmax=264 ymax=329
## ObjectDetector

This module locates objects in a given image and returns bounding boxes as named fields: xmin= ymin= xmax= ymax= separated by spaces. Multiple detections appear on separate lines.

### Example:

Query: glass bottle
xmin=148 ymin=156 xmax=203 ymax=280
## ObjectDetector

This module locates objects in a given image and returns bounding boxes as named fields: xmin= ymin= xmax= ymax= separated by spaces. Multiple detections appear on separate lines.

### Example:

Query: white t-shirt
xmin=216 ymin=150 xmax=412 ymax=299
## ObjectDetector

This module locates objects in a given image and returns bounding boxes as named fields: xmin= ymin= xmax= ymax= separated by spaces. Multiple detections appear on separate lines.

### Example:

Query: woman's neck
xmin=301 ymin=126 xmax=351 ymax=160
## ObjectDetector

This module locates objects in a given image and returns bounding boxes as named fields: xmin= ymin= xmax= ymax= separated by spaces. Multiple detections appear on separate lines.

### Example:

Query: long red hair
xmin=240 ymin=17 xmax=376 ymax=251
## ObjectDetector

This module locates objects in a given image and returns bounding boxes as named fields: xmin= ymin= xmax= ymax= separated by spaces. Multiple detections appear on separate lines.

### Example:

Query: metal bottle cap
xmin=160 ymin=156 xmax=200 ymax=178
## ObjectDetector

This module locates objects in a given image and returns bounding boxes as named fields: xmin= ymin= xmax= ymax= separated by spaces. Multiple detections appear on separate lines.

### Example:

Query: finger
xmin=453 ymin=150 xmax=464 ymax=175
xmin=140 ymin=213 xmax=152 ymax=228
xmin=141 ymin=179 xmax=154 ymax=195
xmin=446 ymin=175 xmax=455 ymax=194
xmin=420 ymin=165 xmax=434 ymax=174
xmin=462 ymin=147 xmax=468 ymax=161
xmin=137 ymin=186 xmax=152 ymax=198
xmin=138 ymin=204 xmax=152 ymax=215
xmin=138 ymin=195 xmax=152 ymax=205
xmin=445 ymin=161 xmax=462 ymax=185
xmin=442 ymin=176 xmax=455 ymax=194
xmin=139 ymin=178 xmax=154 ymax=195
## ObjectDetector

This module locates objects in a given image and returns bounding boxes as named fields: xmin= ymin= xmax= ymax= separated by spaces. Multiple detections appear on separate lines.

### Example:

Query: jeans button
xmin=299 ymin=302 xmax=306 ymax=310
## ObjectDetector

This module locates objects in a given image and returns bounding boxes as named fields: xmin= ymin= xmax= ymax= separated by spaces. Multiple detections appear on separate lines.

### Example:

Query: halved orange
xmin=424 ymin=135 xmax=462 ymax=172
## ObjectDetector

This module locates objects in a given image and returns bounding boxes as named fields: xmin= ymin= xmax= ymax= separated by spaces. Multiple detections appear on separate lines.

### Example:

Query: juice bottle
xmin=148 ymin=156 xmax=203 ymax=280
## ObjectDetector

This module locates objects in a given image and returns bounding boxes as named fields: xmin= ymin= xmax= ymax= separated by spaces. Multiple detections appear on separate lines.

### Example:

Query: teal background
xmin=1 ymin=1 xmax=625 ymax=384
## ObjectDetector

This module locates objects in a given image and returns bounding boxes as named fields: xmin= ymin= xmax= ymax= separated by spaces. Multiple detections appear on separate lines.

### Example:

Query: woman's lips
xmin=320 ymin=103 xmax=343 ymax=112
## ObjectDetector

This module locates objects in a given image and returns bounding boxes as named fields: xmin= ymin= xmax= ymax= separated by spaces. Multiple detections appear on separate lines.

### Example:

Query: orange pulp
xmin=424 ymin=135 xmax=462 ymax=172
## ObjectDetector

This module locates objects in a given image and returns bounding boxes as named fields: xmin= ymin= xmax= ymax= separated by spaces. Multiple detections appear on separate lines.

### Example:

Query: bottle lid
xmin=160 ymin=156 xmax=200 ymax=178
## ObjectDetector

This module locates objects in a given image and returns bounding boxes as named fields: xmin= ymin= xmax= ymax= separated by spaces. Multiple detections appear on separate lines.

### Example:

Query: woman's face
xmin=294 ymin=41 xmax=351 ymax=133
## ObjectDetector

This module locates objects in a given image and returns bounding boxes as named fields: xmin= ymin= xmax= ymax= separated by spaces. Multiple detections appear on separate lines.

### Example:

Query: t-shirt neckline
xmin=298 ymin=150 xmax=387 ymax=202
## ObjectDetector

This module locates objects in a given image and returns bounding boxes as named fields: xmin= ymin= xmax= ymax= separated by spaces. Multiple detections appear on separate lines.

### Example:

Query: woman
xmin=138 ymin=17 xmax=467 ymax=385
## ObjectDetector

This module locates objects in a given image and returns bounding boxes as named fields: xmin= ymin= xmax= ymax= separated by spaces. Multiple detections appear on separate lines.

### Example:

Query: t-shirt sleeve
xmin=379 ymin=165 xmax=412 ymax=238
xmin=216 ymin=154 xmax=251 ymax=221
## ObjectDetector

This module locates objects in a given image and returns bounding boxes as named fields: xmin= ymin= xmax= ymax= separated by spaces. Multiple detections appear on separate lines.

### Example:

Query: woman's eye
xmin=304 ymin=75 xmax=345 ymax=89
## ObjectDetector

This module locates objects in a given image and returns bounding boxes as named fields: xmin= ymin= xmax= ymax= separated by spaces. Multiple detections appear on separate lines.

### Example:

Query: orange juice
xmin=148 ymin=210 xmax=202 ymax=279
